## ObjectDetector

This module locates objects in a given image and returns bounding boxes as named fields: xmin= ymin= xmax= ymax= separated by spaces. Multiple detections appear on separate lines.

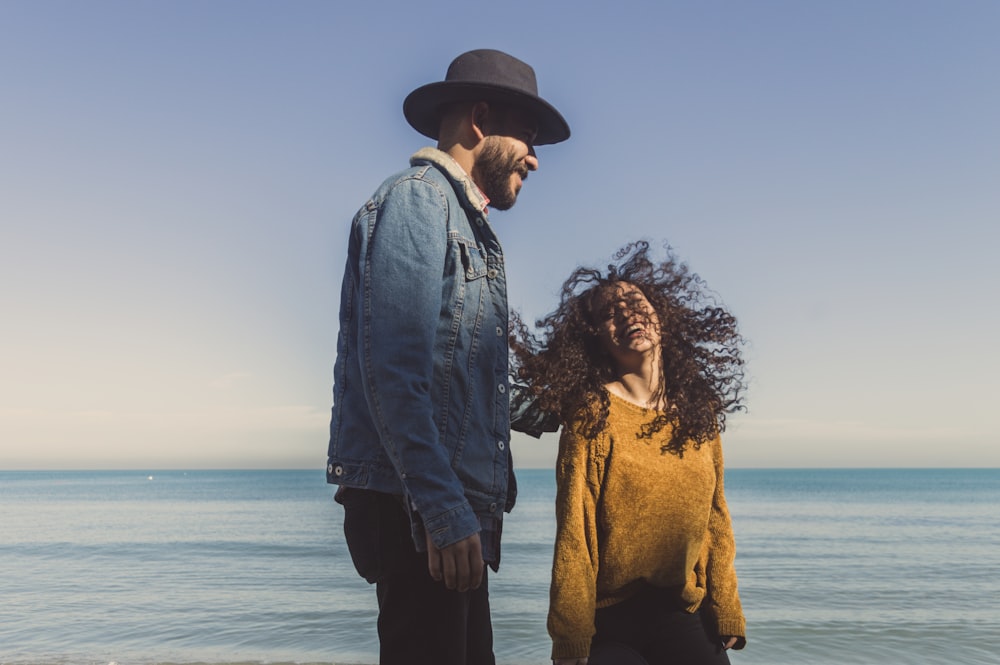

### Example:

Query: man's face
xmin=472 ymin=107 xmax=538 ymax=211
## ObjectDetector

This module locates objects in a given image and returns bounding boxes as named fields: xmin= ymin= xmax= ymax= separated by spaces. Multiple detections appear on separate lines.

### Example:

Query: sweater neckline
xmin=607 ymin=389 xmax=661 ymax=414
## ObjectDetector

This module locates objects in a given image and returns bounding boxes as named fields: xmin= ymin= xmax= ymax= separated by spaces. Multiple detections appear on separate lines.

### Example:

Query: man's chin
xmin=489 ymin=199 xmax=516 ymax=211
xmin=487 ymin=186 xmax=519 ymax=211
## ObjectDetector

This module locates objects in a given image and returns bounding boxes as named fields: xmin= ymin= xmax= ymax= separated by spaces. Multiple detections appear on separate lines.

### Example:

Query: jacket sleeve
xmin=548 ymin=426 xmax=602 ymax=660
xmin=358 ymin=175 xmax=479 ymax=549
xmin=703 ymin=435 xmax=747 ymax=648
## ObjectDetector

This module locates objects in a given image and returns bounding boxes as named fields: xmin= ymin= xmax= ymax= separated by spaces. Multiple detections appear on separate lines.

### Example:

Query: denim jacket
xmin=327 ymin=148 xmax=515 ymax=551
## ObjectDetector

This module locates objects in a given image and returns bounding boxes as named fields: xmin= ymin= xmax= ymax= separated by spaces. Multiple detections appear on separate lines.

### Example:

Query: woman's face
xmin=591 ymin=283 xmax=662 ymax=369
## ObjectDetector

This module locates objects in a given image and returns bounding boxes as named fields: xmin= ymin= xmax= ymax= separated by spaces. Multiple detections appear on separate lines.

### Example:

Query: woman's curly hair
xmin=510 ymin=240 xmax=746 ymax=455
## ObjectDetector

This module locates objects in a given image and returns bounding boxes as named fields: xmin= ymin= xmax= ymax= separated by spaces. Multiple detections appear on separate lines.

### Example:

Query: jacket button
xmin=495 ymin=325 xmax=503 ymax=336
xmin=489 ymin=503 xmax=497 ymax=512
xmin=333 ymin=465 xmax=344 ymax=477
xmin=497 ymin=384 xmax=506 ymax=394
xmin=487 ymin=268 xmax=498 ymax=279
xmin=497 ymin=440 xmax=505 ymax=451
xmin=327 ymin=463 xmax=334 ymax=474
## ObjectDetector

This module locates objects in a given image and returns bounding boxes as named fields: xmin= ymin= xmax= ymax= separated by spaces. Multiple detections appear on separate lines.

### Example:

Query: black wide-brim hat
xmin=403 ymin=49 xmax=570 ymax=146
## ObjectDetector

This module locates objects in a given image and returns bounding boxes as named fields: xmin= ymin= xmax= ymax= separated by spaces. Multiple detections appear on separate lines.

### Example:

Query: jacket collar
xmin=410 ymin=147 xmax=489 ymax=215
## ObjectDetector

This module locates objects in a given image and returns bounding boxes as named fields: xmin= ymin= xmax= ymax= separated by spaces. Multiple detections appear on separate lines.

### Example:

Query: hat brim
xmin=403 ymin=81 xmax=570 ymax=146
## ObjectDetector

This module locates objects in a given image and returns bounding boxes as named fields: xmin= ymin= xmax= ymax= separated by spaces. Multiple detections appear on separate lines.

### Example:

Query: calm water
xmin=1 ymin=468 xmax=998 ymax=665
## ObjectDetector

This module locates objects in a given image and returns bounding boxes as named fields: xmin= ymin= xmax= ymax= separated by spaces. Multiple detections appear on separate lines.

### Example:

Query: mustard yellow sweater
xmin=547 ymin=392 xmax=746 ymax=660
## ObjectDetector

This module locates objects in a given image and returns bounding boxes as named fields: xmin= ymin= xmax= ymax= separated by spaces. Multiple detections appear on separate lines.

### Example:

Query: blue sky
xmin=2 ymin=0 xmax=998 ymax=469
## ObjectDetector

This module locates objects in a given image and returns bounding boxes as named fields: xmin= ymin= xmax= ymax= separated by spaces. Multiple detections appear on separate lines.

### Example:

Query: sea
xmin=1 ymin=468 xmax=998 ymax=665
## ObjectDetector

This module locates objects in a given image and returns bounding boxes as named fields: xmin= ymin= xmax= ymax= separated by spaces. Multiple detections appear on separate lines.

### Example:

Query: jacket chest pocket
xmin=459 ymin=240 xmax=489 ymax=281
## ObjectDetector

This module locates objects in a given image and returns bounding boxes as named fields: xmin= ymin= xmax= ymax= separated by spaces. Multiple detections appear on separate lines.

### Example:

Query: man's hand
xmin=425 ymin=529 xmax=484 ymax=592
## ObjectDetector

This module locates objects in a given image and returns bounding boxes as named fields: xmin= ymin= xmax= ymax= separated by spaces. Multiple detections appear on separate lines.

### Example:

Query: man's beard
xmin=474 ymin=137 xmax=528 ymax=211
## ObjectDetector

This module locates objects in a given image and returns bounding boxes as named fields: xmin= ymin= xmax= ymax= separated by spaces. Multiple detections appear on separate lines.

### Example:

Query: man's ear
xmin=470 ymin=102 xmax=490 ymax=140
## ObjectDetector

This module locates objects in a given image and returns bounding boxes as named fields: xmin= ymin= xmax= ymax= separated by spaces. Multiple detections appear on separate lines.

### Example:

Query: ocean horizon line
xmin=2 ymin=465 xmax=999 ymax=472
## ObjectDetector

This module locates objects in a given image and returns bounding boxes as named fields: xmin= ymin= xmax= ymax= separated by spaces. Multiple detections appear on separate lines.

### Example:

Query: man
xmin=326 ymin=49 xmax=570 ymax=665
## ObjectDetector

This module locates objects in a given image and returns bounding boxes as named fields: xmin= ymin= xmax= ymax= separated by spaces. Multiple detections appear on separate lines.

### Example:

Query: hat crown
xmin=444 ymin=49 xmax=539 ymax=96
xmin=402 ymin=48 xmax=570 ymax=145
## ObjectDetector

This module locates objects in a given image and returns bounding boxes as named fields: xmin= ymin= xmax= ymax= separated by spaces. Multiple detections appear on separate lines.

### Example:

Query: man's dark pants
xmin=340 ymin=488 xmax=495 ymax=665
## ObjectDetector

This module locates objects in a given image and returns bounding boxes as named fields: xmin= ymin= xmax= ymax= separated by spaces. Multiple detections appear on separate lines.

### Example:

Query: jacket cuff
xmin=421 ymin=500 xmax=481 ymax=549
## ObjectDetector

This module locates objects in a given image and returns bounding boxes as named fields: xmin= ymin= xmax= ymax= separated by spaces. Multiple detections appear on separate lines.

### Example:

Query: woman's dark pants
xmin=589 ymin=586 xmax=732 ymax=665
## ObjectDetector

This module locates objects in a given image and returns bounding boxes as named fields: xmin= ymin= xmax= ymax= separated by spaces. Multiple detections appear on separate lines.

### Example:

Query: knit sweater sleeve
xmin=703 ymin=435 xmax=747 ymax=648
xmin=547 ymin=425 xmax=602 ymax=660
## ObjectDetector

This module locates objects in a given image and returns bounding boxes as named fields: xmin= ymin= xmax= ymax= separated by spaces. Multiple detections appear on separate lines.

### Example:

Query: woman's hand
xmin=553 ymin=659 xmax=588 ymax=665
xmin=722 ymin=635 xmax=739 ymax=649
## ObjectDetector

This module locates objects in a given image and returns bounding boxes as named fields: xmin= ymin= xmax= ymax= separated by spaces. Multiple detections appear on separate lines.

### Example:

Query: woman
xmin=511 ymin=241 xmax=748 ymax=665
